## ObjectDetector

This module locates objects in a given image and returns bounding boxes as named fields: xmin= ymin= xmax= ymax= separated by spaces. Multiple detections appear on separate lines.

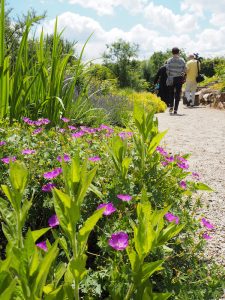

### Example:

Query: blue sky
xmin=6 ymin=0 xmax=225 ymax=61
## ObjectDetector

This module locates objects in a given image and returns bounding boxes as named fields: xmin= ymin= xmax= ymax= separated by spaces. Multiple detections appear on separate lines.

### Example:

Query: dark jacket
xmin=154 ymin=65 xmax=169 ymax=104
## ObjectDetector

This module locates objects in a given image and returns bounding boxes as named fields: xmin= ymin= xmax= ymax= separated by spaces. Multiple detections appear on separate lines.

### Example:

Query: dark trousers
xmin=168 ymin=76 xmax=183 ymax=111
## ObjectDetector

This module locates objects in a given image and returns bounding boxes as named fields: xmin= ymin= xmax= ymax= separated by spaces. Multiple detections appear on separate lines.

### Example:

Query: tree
xmin=103 ymin=39 xmax=148 ymax=90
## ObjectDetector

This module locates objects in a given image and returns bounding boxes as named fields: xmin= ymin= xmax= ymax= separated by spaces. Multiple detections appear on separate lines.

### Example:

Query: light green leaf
xmin=148 ymin=130 xmax=167 ymax=155
xmin=31 ymin=227 xmax=51 ymax=243
xmin=9 ymin=161 xmax=28 ymax=194
xmin=194 ymin=182 xmax=213 ymax=192
xmin=77 ymin=208 xmax=104 ymax=254
xmin=140 ymin=261 xmax=164 ymax=285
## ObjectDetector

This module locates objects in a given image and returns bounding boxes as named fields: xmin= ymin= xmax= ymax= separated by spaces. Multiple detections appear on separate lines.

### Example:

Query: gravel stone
xmin=156 ymin=105 xmax=225 ymax=268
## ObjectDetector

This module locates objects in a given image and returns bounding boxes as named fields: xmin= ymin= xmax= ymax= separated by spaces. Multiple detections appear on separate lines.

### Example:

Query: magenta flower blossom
xmin=88 ymin=156 xmax=101 ymax=162
xmin=36 ymin=241 xmax=48 ymax=251
xmin=1 ymin=156 xmax=16 ymax=164
xmin=118 ymin=131 xmax=133 ymax=139
xmin=117 ymin=194 xmax=132 ymax=202
xmin=0 ymin=141 xmax=6 ymax=146
xmin=161 ymin=161 xmax=168 ymax=167
xmin=68 ymin=125 xmax=77 ymax=130
xmin=32 ymin=128 xmax=43 ymax=135
xmin=165 ymin=212 xmax=179 ymax=224
xmin=58 ymin=128 xmax=65 ymax=133
xmin=61 ymin=117 xmax=70 ymax=123
xmin=71 ymin=131 xmax=85 ymax=138
xmin=42 ymin=183 xmax=56 ymax=192
xmin=177 ymin=162 xmax=189 ymax=170
xmin=156 ymin=146 xmax=168 ymax=156
xmin=57 ymin=154 xmax=71 ymax=162
xmin=108 ymin=232 xmax=129 ymax=251
xmin=22 ymin=149 xmax=36 ymax=155
xmin=48 ymin=214 xmax=59 ymax=228
xmin=165 ymin=156 xmax=174 ymax=162
xmin=202 ymin=233 xmax=212 ymax=240
xmin=97 ymin=202 xmax=117 ymax=216
xmin=176 ymin=156 xmax=188 ymax=163
xmin=43 ymin=167 xmax=62 ymax=179
xmin=179 ymin=180 xmax=187 ymax=189
xmin=192 ymin=172 xmax=200 ymax=180
xmin=80 ymin=126 xmax=97 ymax=134
xmin=201 ymin=218 xmax=214 ymax=230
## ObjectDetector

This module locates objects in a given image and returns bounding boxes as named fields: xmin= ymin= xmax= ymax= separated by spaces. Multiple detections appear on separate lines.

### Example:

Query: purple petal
xmin=108 ymin=232 xmax=129 ymax=251
xmin=202 ymin=233 xmax=212 ymax=240
xmin=22 ymin=149 xmax=36 ymax=155
xmin=1 ymin=156 xmax=16 ymax=164
xmin=97 ymin=202 xmax=117 ymax=216
xmin=117 ymin=194 xmax=132 ymax=202
xmin=43 ymin=168 xmax=62 ymax=179
xmin=88 ymin=156 xmax=101 ymax=162
xmin=48 ymin=214 xmax=59 ymax=228
xmin=201 ymin=218 xmax=214 ymax=230
xmin=165 ymin=212 xmax=179 ymax=224
xmin=36 ymin=241 xmax=48 ymax=251
xmin=42 ymin=183 xmax=56 ymax=192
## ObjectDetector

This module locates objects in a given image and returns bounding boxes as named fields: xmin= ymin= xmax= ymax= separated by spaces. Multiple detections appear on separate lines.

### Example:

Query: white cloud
xmin=181 ymin=0 xmax=225 ymax=16
xmin=144 ymin=2 xmax=198 ymax=34
xmin=64 ymin=0 xmax=147 ymax=16
xmin=37 ymin=11 xmax=225 ymax=62
xmin=210 ymin=13 xmax=225 ymax=27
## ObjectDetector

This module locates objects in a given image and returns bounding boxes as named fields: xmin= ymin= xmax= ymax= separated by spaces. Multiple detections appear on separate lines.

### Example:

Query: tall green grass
xmin=0 ymin=1 xmax=91 ymax=124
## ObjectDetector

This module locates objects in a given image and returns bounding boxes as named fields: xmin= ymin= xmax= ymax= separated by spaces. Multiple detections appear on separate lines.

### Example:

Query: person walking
xmin=154 ymin=62 xmax=169 ymax=106
xmin=166 ymin=47 xmax=186 ymax=114
xmin=185 ymin=54 xmax=199 ymax=107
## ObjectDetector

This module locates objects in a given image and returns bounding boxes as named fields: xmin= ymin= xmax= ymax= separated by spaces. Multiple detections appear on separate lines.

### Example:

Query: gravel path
xmin=156 ymin=104 xmax=225 ymax=267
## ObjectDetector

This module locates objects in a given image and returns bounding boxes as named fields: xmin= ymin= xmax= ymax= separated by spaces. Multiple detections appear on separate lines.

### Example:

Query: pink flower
xmin=118 ymin=131 xmax=133 ymax=139
xmin=117 ymin=194 xmax=132 ymax=202
xmin=1 ymin=156 xmax=16 ymax=164
xmin=192 ymin=172 xmax=200 ymax=180
xmin=68 ymin=125 xmax=77 ymax=130
xmin=71 ymin=131 xmax=85 ymax=138
xmin=179 ymin=180 xmax=187 ymax=189
xmin=22 ymin=149 xmax=36 ymax=155
xmin=165 ymin=156 xmax=174 ymax=162
xmin=97 ymin=203 xmax=117 ymax=216
xmin=201 ymin=218 xmax=214 ymax=230
xmin=0 ymin=141 xmax=6 ymax=146
xmin=177 ymin=162 xmax=189 ymax=170
xmin=61 ymin=117 xmax=70 ymax=123
xmin=165 ymin=212 xmax=179 ymax=224
xmin=202 ymin=233 xmax=212 ymax=240
xmin=58 ymin=128 xmax=65 ymax=133
xmin=32 ymin=128 xmax=43 ymax=135
xmin=156 ymin=146 xmax=168 ymax=156
xmin=42 ymin=183 xmax=56 ymax=192
xmin=88 ymin=156 xmax=101 ymax=162
xmin=48 ymin=214 xmax=59 ymax=228
xmin=108 ymin=232 xmax=129 ymax=251
xmin=161 ymin=161 xmax=168 ymax=167
xmin=36 ymin=241 xmax=48 ymax=251
xmin=57 ymin=154 xmax=71 ymax=162
xmin=43 ymin=168 xmax=62 ymax=179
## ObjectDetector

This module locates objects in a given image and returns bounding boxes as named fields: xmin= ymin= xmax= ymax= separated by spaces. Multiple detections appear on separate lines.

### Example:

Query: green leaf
xmin=77 ymin=208 xmax=104 ymax=254
xmin=148 ymin=130 xmax=167 ymax=155
xmin=140 ymin=261 xmax=164 ymax=285
xmin=158 ymin=223 xmax=185 ymax=246
xmin=69 ymin=254 xmax=88 ymax=283
xmin=31 ymin=227 xmax=51 ymax=243
xmin=32 ymin=240 xmax=59 ymax=297
xmin=53 ymin=189 xmax=71 ymax=208
xmin=194 ymin=182 xmax=213 ymax=192
xmin=0 ymin=272 xmax=17 ymax=299
xmin=9 ymin=161 xmax=28 ymax=194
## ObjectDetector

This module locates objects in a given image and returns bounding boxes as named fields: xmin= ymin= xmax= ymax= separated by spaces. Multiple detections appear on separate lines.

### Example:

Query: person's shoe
xmin=187 ymin=100 xmax=191 ymax=107
xmin=169 ymin=107 xmax=173 ymax=113
xmin=174 ymin=110 xmax=177 ymax=114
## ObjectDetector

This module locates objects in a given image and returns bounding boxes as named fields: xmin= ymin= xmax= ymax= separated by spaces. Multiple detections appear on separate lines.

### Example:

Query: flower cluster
xmin=43 ymin=168 xmax=62 ymax=179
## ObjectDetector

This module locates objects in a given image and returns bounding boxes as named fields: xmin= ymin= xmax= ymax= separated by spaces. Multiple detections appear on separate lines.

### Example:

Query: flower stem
xmin=124 ymin=283 xmax=135 ymax=300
